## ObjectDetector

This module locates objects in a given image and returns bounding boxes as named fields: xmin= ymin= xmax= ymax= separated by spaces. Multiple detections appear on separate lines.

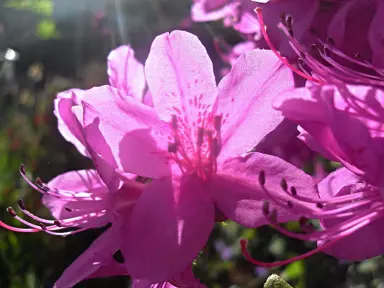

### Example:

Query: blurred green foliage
xmin=5 ymin=0 xmax=53 ymax=16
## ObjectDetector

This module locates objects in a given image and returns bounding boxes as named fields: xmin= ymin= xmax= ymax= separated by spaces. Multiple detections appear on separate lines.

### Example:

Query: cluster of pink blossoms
xmin=2 ymin=0 xmax=384 ymax=287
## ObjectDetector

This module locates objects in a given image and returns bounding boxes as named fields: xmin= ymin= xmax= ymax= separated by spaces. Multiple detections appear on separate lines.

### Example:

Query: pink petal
xmin=54 ymin=227 xmax=122 ymax=288
xmin=215 ymin=49 xmax=294 ymax=164
xmin=275 ymin=85 xmax=381 ymax=183
xmin=297 ymin=127 xmax=338 ymax=162
xmin=54 ymin=89 xmax=88 ymax=157
xmin=133 ymin=266 xmax=205 ymax=288
xmin=87 ymin=259 xmax=127 ymax=279
xmin=43 ymin=169 xmax=109 ymax=229
xmin=191 ymin=0 xmax=238 ymax=22
xmin=317 ymin=167 xmax=361 ymax=199
xmin=233 ymin=12 xmax=260 ymax=34
xmin=212 ymin=152 xmax=318 ymax=227
xmin=318 ymin=169 xmax=384 ymax=260
xmin=145 ymin=30 xmax=217 ymax=123
xmin=273 ymin=86 xmax=327 ymax=123
xmin=319 ymin=218 xmax=384 ymax=260
xmin=123 ymin=175 xmax=214 ymax=282
xmin=80 ymin=85 xmax=171 ymax=179
xmin=107 ymin=45 xmax=146 ymax=101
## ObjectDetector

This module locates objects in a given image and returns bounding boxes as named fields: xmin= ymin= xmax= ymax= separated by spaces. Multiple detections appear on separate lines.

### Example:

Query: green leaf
xmin=5 ymin=0 xmax=53 ymax=16
xmin=35 ymin=19 xmax=59 ymax=39
xmin=282 ymin=260 xmax=304 ymax=281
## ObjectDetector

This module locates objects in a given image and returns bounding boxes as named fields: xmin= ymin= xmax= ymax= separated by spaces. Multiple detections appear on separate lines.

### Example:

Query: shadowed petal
xmin=319 ymin=218 xmax=384 ymax=260
xmin=54 ymin=226 xmax=122 ymax=288
xmin=317 ymin=167 xmax=361 ymax=199
xmin=212 ymin=152 xmax=318 ymax=227
xmin=123 ymin=175 xmax=214 ymax=282
xmin=215 ymin=49 xmax=294 ymax=164
xmin=79 ymin=85 xmax=171 ymax=179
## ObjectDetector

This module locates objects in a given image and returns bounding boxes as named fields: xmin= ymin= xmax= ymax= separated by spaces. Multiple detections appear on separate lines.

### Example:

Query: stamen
xmin=280 ymin=179 xmax=288 ymax=192
xmin=196 ymin=127 xmax=205 ymax=147
xmin=240 ymin=210 xmax=382 ymax=267
xmin=262 ymin=200 xmax=270 ymax=216
xmin=17 ymin=199 xmax=26 ymax=210
xmin=258 ymin=170 xmax=266 ymax=186
xmin=7 ymin=207 xmax=16 ymax=217
xmin=0 ymin=220 xmax=39 ymax=233
xmin=254 ymin=7 xmax=322 ymax=84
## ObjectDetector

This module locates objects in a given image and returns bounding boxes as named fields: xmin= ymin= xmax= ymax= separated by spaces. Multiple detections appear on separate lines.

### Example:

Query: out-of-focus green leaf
xmin=241 ymin=228 xmax=256 ymax=240
xmin=35 ymin=19 xmax=59 ymax=39
xmin=282 ymin=260 xmax=304 ymax=281
xmin=5 ymin=0 xmax=53 ymax=16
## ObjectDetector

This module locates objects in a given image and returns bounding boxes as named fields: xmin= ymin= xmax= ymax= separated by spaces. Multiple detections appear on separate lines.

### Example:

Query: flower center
xmin=168 ymin=114 xmax=222 ymax=179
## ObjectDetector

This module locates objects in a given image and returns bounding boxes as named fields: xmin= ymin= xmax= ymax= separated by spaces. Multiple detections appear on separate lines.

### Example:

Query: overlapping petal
xmin=78 ymin=85 xmax=171 ymax=179
xmin=43 ymin=169 xmax=109 ymax=229
xmin=54 ymin=89 xmax=88 ymax=156
xmin=54 ymin=226 xmax=122 ymax=288
xmin=212 ymin=152 xmax=318 ymax=227
xmin=107 ymin=45 xmax=146 ymax=101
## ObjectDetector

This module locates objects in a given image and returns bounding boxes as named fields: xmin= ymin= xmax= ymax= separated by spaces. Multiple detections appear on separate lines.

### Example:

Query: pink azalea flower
xmin=238 ymin=83 xmax=384 ymax=265
xmin=79 ymin=30 xmax=318 ymax=282
xmin=0 ymin=44 xmax=176 ymax=286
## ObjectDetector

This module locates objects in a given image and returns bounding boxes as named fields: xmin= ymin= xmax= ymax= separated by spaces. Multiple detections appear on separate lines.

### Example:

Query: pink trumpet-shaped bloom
xmin=80 ymin=30 xmax=318 ymax=282
xmin=240 ymin=83 xmax=384 ymax=264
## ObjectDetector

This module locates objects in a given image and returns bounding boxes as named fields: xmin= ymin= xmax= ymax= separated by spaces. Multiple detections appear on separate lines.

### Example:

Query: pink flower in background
xmin=238 ymin=83 xmax=384 ymax=265
xmin=274 ymin=84 xmax=384 ymax=184
xmin=214 ymin=39 xmax=256 ymax=76
xmin=327 ymin=0 xmax=384 ymax=68
xmin=191 ymin=0 xmax=260 ymax=34
xmin=79 ymin=30 xmax=318 ymax=282
xmin=191 ymin=0 xmax=320 ymax=57
xmin=254 ymin=2 xmax=384 ymax=87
